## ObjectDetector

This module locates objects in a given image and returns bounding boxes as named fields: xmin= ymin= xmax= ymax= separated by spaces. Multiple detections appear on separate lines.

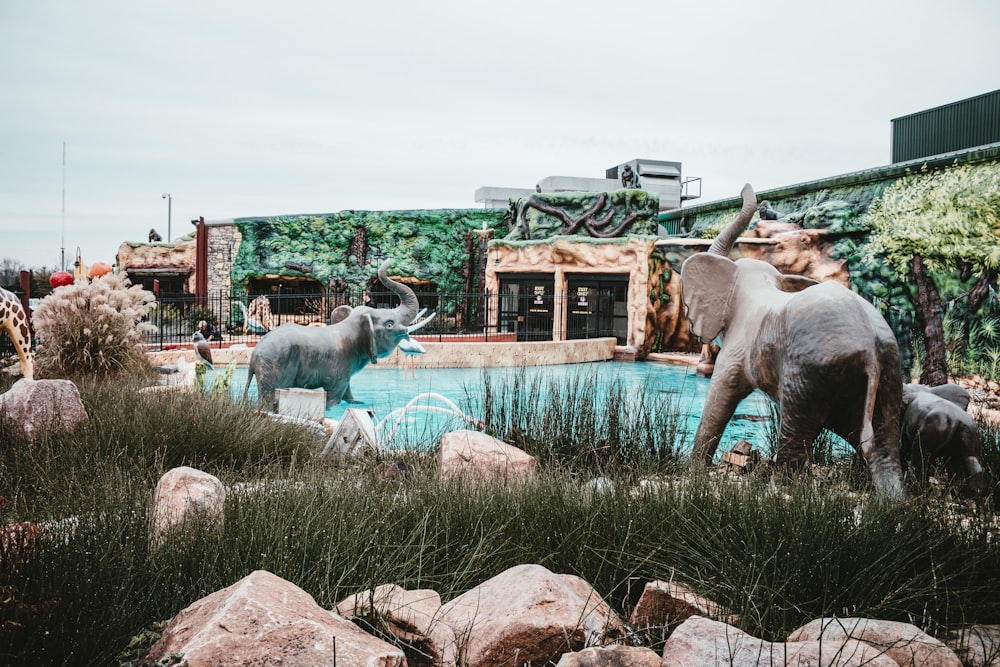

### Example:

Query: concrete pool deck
xmin=146 ymin=337 xmax=656 ymax=369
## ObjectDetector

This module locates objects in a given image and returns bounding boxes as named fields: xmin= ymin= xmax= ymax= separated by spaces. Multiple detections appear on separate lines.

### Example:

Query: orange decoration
xmin=89 ymin=262 xmax=112 ymax=278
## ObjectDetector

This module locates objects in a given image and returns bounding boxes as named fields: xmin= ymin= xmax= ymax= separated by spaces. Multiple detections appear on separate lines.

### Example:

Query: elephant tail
xmin=859 ymin=367 xmax=879 ymax=461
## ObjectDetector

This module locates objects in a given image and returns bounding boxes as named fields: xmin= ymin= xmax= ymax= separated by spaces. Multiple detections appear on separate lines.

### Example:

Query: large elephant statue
xmin=901 ymin=383 xmax=985 ymax=493
xmin=244 ymin=260 xmax=432 ymax=409
xmin=680 ymin=184 xmax=905 ymax=498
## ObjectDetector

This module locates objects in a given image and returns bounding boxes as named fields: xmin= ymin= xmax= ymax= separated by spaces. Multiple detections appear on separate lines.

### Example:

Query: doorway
xmin=566 ymin=275 xmax=628 ymax=343
xmin=498 ymin=275 xmax=555 ymax=342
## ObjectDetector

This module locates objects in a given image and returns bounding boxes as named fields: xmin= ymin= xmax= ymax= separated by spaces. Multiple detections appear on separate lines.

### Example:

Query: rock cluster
xmin=141 ymin=446 xmax=1000 ymax=666
xmin=140 ymin=564 xmax=997 ymax=666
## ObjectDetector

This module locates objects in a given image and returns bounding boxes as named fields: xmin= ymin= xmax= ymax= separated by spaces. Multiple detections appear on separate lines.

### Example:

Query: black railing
xmin=140 ymin=289 xmax=620 ymax=350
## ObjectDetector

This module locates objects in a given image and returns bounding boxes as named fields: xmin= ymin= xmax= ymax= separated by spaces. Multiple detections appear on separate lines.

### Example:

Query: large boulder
xmin=555 ymin=644 xmax=662 ymax=666
xmin=438 ymin=563 xmax=625 ymax=667
xmin=337 ymin=583 xmax=456 ymax=666
xmin=438 ymin=430 xmax=536 ymax=481
xmin=0 ymin=378 xmax=88 ymax=441
xmin=629 ymin=580 xmax=737 ymax=630
xmin=789 ymin=617 xmax=963 ymax=667
xmin=662 ymin=615 xmax=897 ymax=667
xmin=148 ymin=466 xmax=226 ymax=549
xmin=141 ymin=570 xmax=405 ymax=666
xmin=947 ymin=624 xmax=1000 ymax=666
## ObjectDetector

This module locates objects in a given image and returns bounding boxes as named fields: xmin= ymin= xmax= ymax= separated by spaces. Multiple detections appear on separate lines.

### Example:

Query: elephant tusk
xmin=407 ymin=311 xmax=436 ymax=333
xmin=398 ymin=338 xmax=426 ymax=355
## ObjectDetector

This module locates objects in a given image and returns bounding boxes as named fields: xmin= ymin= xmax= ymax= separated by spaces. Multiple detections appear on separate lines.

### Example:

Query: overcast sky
xmin=1 ymin=0 xmax=998 ymax=271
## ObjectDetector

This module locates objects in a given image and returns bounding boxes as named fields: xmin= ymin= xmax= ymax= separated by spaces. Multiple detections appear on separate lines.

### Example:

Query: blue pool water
xmin=214 ymin=361 xmax=776 ymax=453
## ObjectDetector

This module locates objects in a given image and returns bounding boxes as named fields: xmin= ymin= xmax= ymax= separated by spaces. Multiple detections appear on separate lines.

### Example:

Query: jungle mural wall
xmin=230 ymin=190 xmax=660 ymax=294
xmin=231 ymin=209 xmax=507 ymax=295
xmin=659 ymin=157 xmax=1000 ymax=382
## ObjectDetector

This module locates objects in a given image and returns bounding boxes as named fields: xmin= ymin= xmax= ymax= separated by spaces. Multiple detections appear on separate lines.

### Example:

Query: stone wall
xmin=206 ymin=223 xmax=241 ymax=296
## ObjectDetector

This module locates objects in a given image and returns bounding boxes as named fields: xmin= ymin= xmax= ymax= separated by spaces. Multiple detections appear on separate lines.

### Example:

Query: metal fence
xmin=140 ymin=288 xmax=620 ymax=350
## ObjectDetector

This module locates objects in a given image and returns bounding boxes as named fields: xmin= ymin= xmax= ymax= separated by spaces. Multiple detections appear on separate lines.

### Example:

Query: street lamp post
xmin=161 ymin=193 xmax=172 ymax=242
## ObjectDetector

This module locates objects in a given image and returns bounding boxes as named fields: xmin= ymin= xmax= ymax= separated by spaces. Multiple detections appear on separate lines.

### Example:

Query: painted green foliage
xmin=687 ymin=182 xmax=885 ymax=240
xmin=232 ymin=209 xmax=507 ymax=293
xmin=506 ymin=189 xmax=659 ymax=241
xmin=861 ymin=161 xmax=1000 ymax=374
xmin=839 ymin=162 xmax=1000 ymax=320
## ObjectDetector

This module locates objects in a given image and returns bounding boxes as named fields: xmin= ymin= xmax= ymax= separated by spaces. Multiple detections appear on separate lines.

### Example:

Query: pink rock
xmin=438 ymin=563 xmax=625 ymax=667
xmin=555 ymin=644 xmax=662 ymax=666
xmin=947 ymin=624 xmax=1000 ymax=667
xmin=662 ymin=615 xmax=898 ymax=667
xmin=438 ymin=429 xmax=536 ymax=481
xmin=0 ymin=378 xmax=88 ymax=441
xmin=337 ymin=583 xmax=456 ymax=666
xmin=789 ymin=617 xmax=963 ymax=667
xmin=629 ymin=580 xmax=737 ymax=630
xmin=141 ymin=570 xmax=405 ymax=667
xmin=148 ymin=466 xmax=226 ymax=549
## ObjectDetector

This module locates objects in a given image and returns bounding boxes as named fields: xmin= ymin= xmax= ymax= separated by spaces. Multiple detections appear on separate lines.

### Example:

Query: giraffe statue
xmin=0 ymin=287 xmax=34 ymax=380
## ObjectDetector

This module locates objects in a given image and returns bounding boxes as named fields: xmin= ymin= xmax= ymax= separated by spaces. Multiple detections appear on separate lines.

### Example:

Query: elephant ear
xmin=927 ymin=383 xmax=972 ymax=411
xmin=680 ymin=253 xmax=739 ymax=341
xmin=776 ymin=274 xmax=818 ymax=293
xmin=361 ymin=313 xmax=377 ymax=364
xmin=329 ymin=305 xmax=353 ymax=325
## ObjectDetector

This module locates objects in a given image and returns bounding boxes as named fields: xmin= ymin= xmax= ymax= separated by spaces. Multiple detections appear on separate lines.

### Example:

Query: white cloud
xmin=0 ymin=0 xmax=998 ymax=269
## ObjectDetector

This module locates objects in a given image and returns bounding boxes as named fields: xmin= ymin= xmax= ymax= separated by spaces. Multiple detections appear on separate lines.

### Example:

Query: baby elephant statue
xmin=680 ymin=184 xmax=906 ymax=499
xmin=244 ymin=260 xmax=433 ymax=409
xmin=901 ymin=383 xmax=986 ymax=494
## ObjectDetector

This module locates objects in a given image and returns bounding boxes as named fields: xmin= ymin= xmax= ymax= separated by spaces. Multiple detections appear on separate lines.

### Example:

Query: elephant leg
xmin=341 ymin=383 xmax=363 ymax=405
xmin=774 ymin=406 xmax=824 ymax=472
xmin=773 ymin=368 xmax=841 ymax=473
xmin=863 ymin=375 xmax=905 ymax=499
xmin=692 ymin=368 xmax=752 ymax=464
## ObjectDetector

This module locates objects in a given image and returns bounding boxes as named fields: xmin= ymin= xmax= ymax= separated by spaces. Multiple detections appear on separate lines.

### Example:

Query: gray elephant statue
xmin=244 ymin=260 xmax=433 ymax=409
xmin=901 ymin=383 xmax=985 ymax=493
xmin=680 ymin=184 xmax=905 ymax=498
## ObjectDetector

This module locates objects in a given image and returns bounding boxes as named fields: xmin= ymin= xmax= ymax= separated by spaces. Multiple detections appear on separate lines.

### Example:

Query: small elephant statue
xmin=680 ymin=184 xmax=905 ymax=499
xmin=901 ymin=383 xmax=985 ymax=493
xmin=244 ymin=260 xmax=433 ymax=409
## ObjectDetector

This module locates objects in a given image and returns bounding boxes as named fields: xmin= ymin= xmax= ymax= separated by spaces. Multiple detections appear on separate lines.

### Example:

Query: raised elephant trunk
xmin=708 ymin=183 xmax=757 ymax=256
xmin=378 ymin=259 xmax=419 ymax=323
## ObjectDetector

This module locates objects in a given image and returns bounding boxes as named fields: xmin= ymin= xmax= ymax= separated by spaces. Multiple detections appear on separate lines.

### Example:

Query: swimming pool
xmin=215 ymin=360 xmax=776 ymax=454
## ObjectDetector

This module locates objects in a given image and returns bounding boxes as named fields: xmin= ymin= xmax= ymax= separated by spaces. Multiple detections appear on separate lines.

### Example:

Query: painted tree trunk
xmin=911 ymin=254 xmax=948 ymax=386
xmin=967 ymin=267 xmax=998 ymax=312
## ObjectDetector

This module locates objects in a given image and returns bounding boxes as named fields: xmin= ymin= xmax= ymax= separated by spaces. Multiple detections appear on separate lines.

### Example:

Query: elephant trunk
xmin=708 ymin=183 xmax=757 ymax=256
xmin=378 ymin=259 xmax=419 ymax=323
